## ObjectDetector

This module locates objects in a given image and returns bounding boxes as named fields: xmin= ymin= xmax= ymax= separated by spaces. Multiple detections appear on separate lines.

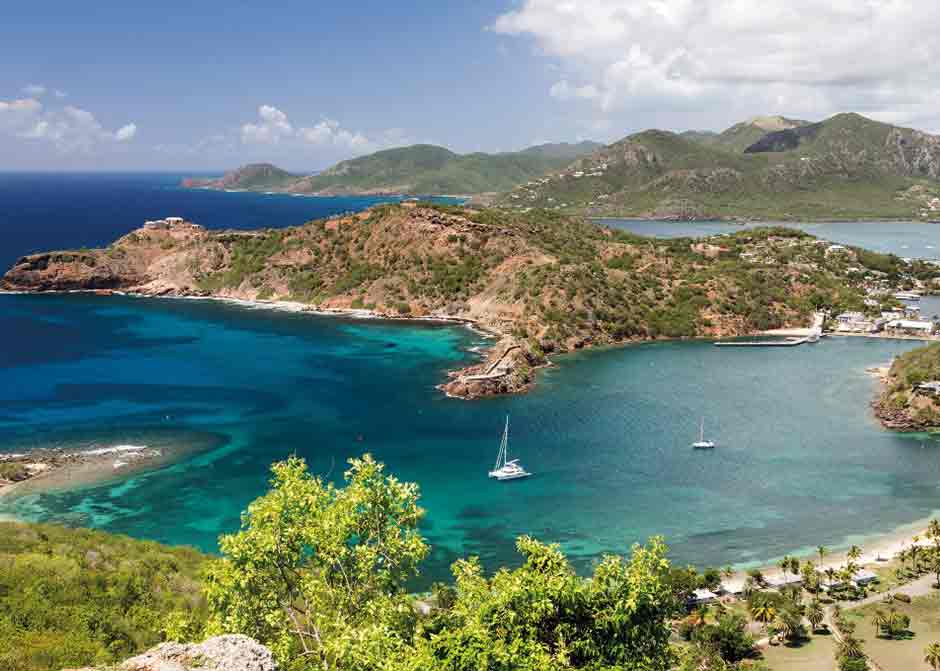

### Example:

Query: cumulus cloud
xmin=241 ymin=105 xmax=294 ymax=144
xmin=0 ymin=96 xmax=138 ymax=152
xmin=492 ymin=0 xmax=940 ymax=131
xmin=238 ymin=104 xmax=409 ymax=156
xmin=114 ymin=123 xmax=137 ymax=141
xmin=299 ymin=118 xmax=372 ymax=150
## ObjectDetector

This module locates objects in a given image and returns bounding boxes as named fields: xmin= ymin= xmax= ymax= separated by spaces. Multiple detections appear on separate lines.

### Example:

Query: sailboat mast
xmin=700 ymin=417 xmax=704 ymax=442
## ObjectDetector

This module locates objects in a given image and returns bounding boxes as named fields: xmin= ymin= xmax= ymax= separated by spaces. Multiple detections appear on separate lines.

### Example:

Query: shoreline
xmin=1 ymin=292 xmax=936 ymax=582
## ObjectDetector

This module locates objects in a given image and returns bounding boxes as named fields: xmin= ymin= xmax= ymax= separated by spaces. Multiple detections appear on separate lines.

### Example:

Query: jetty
xmin=715 ymin=337 xmax=807 ymax=347
xmin=715 ymin=312 xmax=824 ymax=348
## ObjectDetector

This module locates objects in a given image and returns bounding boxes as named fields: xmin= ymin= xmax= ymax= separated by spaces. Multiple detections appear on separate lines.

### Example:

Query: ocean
xmin=4 ymin=173 xmax=940 ymax=585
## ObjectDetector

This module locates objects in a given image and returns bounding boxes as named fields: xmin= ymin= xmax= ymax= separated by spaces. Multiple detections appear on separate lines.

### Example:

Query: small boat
xmin=488 ymin=416 xmax=532 ymax=480
xmin=692 ymin=417 xmax=716 ymax=449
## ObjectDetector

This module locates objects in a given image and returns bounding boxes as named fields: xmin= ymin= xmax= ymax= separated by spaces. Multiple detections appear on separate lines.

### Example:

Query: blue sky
xmin=3 ymin=1 xmax=939 ymax=171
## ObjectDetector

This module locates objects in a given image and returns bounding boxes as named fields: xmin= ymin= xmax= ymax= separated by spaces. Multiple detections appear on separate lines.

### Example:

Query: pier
xmin=715 ymin=337 xmax=807 ymax=347
xmin=715 ymin=312 xmax=824 ymax=348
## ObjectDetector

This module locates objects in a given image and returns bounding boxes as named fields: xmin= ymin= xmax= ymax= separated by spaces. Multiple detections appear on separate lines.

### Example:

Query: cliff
xmin=5 ymin=206 xmax=933 ymax=398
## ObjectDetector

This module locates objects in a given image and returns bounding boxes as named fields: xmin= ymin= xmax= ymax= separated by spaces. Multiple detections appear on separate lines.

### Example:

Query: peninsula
xmin=5 ymin=205 xmax=939 ymax=399
xmin=874 ymin=342 xmax=940 ymax=430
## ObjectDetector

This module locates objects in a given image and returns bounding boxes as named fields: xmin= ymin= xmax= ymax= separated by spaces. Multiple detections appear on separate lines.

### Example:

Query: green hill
xmin=500 ymin=113 xmax=940 ymax=220
xmin=184 ymin=142 xmax=599 ymax=196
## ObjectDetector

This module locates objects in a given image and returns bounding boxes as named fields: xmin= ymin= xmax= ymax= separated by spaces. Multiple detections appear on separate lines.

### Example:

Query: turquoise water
xmin=3 ymin=292 xmax=940 ymax=583
xmin=600 ymin=219 xmax=940 ymax=262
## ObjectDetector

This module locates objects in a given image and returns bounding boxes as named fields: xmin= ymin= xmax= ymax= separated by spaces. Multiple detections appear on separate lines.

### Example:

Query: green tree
xmin=847 ymin=545 xmax=862 ymax=564
xmin=412 ymin=536 xmax=680 ymax=671
xmin=925 ymin=642 xmax=940 ymax=670
xmin=871 ymin=609 xmax=889 ymax=638
xmin=204 ymin=454 xmax=429 ymax=670
xmin=818 ymin=545 xmax=828 ymax=570
xmin=750 ymin=602 xmax=776 ymax=633
xmin=806 ymin=600 xmax=825 ymax=633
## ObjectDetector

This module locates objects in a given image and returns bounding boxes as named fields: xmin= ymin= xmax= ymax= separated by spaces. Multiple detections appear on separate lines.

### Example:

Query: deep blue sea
xmin=5 ymin=174 xmax=940 ymax=585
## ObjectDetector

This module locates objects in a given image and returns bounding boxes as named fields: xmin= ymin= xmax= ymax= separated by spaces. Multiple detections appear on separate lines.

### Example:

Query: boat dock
xmin=715 ymin=337 xmax=807 ymax=347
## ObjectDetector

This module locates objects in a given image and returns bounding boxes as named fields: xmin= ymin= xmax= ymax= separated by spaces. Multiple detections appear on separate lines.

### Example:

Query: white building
xmin=885 ymin=319 xmax=935 ymax=335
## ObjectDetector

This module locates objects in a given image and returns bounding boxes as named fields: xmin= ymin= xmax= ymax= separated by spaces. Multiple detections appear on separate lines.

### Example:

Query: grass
xmin=761 ymin=631 xmax=836 ymax=671
xmin=849 ymin=593 xmax=940 ymax=670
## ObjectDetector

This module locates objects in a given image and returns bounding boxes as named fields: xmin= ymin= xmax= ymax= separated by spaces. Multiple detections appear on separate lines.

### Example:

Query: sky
xmin=2 ymin=0 xmax=940 ymax=171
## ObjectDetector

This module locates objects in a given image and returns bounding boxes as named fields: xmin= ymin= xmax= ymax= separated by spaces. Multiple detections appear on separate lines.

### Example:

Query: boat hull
xmin=488 ymin=470 xmax=532 ymax=480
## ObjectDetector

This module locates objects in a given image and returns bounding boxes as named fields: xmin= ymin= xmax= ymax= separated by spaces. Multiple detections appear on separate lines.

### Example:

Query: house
xmin=766 ymin=573 xmax=803 ymax=589
xmin=835 ymin=312 xmax=876 ymax=333
xmin=718 ymin=578 xmax=746 ymax=596
xmin=689 ymin=588 xmax=718 ymax=605
xmin=852 ymin=569 xmax=878 ymax=586
xmin=885 ymin=319 xmax=935 ymax=335
xmin=165 ymin=216 xmax=184 ymax=224
xmin=904 ymin=305 xmax=922 ymax=319
xmin=825 ymin=244 xmax=848 ymax=256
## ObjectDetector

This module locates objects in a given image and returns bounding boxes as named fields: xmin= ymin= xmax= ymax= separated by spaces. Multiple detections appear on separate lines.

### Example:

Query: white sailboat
xmin=692 ymin=417 xmax=716 ymax=449
xmin=488 ymin=416 xmax=532 ymax=480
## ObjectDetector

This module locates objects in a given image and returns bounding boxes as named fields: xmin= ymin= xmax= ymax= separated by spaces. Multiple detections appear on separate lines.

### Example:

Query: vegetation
xmin=187 ymin=143 xmax=600 ymax=196
xmin=0 ymin=522 xmax=207 ymax=671
xmin=500 ymin=112 xmax=940 ymax=221
xmin=876 ymin=342 xmax=940 ymax=429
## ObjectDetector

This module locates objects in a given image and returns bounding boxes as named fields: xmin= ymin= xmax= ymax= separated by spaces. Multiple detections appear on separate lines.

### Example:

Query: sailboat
xmin=692 ymin=417 xmax=716 ymax=449
xmin=488 ymin=415 xmax=532 ymax=480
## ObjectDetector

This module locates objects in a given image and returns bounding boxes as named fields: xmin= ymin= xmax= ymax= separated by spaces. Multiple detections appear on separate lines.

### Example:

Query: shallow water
xmin=2 ymin=293 xmax=939 ymax=584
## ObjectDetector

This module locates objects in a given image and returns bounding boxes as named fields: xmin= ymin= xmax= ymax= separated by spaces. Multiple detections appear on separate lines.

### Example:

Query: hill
xmin=183 ymin=142 xmax=599 ymax=196
xmin=6 ymin=206 xmax=939 ymax=399
xmin=686 ymin=115 xmax=810 ymax=153
xmin=500 ymin=113 xmax=940 ymax=220
xmin=182 ymin=163 xmax=295 ymax=191
xmin=874 ymin=342 xmax=940 ymax=430
xmin=0 ymin=521 xmax=208 ymax=671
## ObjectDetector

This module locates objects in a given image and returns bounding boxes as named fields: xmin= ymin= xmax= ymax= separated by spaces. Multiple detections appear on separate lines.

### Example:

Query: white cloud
xmin=238 ymin=104 xmax=411 ymax=157
xmin=299 ymin=118 xmax=372 ymax=150
xmin=241 ymin=104 xmax=294 ymax=144
xmin=0 ymin=96 xmax=138 ymax=152
xmin=22 ymin=83 xmax=46 ymax=97
xmin=492 ymin=0 xmax=940 ymax=131
xmin=114 ymin=123 xmax=137 ymax=141
xmin=53 ymin=89 xmax=67 ymax=99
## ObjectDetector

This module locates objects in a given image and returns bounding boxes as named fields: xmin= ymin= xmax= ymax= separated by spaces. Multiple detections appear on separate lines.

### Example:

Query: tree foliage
xmin=204 ymin=454 xmax=428 ymax=670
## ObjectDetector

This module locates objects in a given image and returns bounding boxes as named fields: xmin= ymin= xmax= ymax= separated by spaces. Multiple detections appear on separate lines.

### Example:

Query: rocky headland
xmin=873 ymin=342 xmax=940 ymax=431
xmin=5 ymin=205 xmax=934 ymax=399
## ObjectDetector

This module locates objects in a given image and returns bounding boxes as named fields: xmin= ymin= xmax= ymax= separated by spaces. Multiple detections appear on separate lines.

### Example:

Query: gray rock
xmin=119 ymin=635 xmax=276 ymax=671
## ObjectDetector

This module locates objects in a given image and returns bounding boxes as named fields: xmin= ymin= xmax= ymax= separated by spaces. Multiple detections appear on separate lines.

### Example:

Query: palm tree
xmin=872 ymin=608 xmax=889 ymax=637
xmin=818 ymin=545 xmax=828 ymax=570
xmin=848 ymin=545 xmax=862 ymax=563
xmin=928 ymin=519 xmax=940 ymax=548
xmin=751 ymin=601 xmax=777 ymax=632
xmin=825 ymin=567 xmax=837 ymax=591
xmin=911 ymin=544 xmax=922 ymax=573
xmin=788 ymin=556 xmax=801 ymax=578
xmin=925 ymin=642 xmax=940 ymax=670
xmin=806 ymin=600 xmax=824 ymax=633
xmin=778 ymin=555 xmax=792 ymax=580
xmin=838 ymin=633 xmax=865 ymax=660
xmin=773 ymin=610 xmax=802 ymax=642
xmin=722 ymin=565 xmax=735 ymax=581
xmin=742 ymin=576 xmax=757 ymax=600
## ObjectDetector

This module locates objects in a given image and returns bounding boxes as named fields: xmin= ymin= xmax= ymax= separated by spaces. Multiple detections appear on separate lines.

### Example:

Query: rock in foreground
xmin=89 ymin=635 xmax=276 ymax=671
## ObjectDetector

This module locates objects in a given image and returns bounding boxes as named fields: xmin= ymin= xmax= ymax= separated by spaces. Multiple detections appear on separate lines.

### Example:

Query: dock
xmin=715 ymin=337 xmax=807 ymax=347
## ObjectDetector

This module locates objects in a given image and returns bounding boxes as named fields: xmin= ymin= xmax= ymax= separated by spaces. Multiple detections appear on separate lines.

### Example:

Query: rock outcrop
xmin=82 ymin=635 xmax=277 ymax=671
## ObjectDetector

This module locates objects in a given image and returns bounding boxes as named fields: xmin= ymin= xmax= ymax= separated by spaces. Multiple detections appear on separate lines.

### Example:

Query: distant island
xmin=188 ymin=113 xmax=940 ymax=222
xmin=6 ymin=204 xmax=939 ymax=399
xmin=182 ymin=141 xmax=601 ymax=196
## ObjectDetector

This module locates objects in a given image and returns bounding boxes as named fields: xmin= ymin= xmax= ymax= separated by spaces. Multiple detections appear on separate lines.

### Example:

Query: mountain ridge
xmin=499 ymin=112 xmax=940 ymax=220
xmin=182 ymin=141 xmax=602 ymax=196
